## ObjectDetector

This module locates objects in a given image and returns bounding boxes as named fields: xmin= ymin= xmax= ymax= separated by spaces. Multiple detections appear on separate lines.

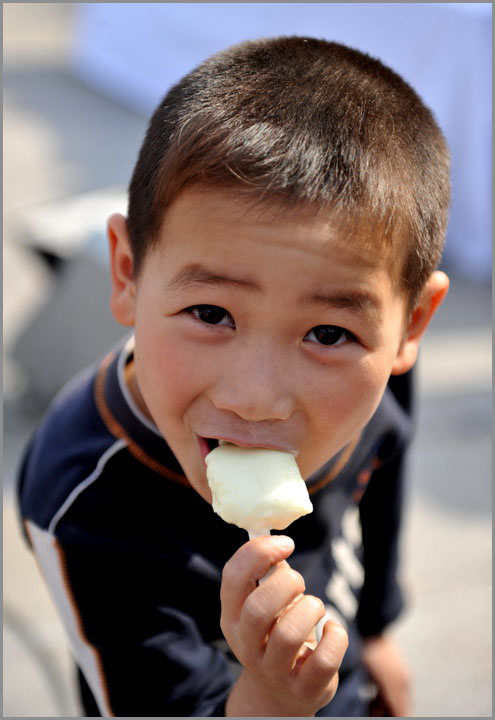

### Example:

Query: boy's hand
xmin=361 ymin=633 xmax=412 ymax=717
xmin=221 ymin=535 xmax=348 ymax=717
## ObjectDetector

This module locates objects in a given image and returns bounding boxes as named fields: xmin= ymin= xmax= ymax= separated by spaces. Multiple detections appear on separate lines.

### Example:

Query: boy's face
xmin=109 ymin=185 xmax=446 ymax=504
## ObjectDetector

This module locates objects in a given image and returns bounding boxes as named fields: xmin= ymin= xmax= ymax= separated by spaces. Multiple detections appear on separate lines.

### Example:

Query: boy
xmin=17 ymin=37 xmax=450 ymax=717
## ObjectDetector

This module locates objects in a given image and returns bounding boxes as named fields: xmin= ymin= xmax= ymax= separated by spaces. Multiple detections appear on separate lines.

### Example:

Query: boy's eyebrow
xmin=304 ymin=291 xmax=381 ymax=319
xmin=166 ymin=263 xmax=261 ymax=291
xmin=166 ymin=262 xmax=381 ymax=319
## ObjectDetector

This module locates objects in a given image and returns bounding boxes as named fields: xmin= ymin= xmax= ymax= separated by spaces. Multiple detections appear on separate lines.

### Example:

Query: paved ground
xmin=3 ymin=5 xmax=492 ymax=717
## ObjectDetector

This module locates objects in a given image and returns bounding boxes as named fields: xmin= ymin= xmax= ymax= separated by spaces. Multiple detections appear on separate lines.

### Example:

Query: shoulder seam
xmin=48 ymin=438 xmax=127 ymax=535
xmin=94 ymin=353 xmax=190 ymax=486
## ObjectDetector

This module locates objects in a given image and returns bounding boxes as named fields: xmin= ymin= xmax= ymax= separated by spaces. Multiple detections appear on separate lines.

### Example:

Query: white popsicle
xmin=205 ymin=443 xmax=313 ymax=536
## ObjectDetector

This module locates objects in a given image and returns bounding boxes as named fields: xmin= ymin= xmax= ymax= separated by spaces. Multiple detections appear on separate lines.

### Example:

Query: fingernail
xmin=272 ymin=535 xmax=294 ymax=552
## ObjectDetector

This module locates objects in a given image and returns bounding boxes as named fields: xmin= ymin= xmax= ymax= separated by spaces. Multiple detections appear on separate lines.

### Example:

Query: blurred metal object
xmin=11 ymin=188 xmax=127 ymax=404
xmin=11 ymin=251 xmax=125 ymax=404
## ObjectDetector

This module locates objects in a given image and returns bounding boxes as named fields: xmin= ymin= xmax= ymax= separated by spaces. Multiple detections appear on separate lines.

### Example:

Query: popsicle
xmin=205 ymin=442 xmax=313 ymax=538
xmin=206 ymin=443 xmax=324 ymax=643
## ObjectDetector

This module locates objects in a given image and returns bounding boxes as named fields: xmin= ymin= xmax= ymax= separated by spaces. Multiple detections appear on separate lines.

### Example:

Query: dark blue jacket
xmin=17 ymin=336 xmax=413 ymax=717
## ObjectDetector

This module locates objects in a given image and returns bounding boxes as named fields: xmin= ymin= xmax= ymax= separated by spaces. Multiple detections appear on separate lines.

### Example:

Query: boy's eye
xmin=188 ymin=304 xmax=235 ymax=327
xmin=305 ymin=325 xmax=354 ymax=346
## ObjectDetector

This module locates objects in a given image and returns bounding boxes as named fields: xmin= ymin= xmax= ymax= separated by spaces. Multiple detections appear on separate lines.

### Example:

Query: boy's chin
xmin=188 ymin=470 xmax=214 ymax=505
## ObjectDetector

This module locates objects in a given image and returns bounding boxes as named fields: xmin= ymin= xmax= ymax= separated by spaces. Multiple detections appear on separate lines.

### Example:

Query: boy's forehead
xmin=159 ymin=183 xmax=403 ymax=275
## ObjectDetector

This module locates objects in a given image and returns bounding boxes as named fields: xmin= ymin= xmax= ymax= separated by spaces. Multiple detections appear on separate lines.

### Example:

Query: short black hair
xmin=128 ymin=36 xmax=450 ymax=307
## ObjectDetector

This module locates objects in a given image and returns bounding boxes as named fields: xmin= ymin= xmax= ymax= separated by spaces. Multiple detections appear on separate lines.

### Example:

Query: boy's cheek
xmin=302 ymin=368 xmax=390 ymax=472
xmin=134 ymin=329 xmax=200 ymax=425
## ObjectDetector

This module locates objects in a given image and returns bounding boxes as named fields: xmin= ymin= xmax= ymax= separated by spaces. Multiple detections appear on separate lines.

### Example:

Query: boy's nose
xmin=210 ymin=347 xmax=295 ymax=422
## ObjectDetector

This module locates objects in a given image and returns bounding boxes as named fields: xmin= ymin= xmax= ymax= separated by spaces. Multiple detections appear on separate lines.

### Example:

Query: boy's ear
xmin=391 ymin=271 xmax=449 ymax=375
xmin=107 ymin=213 xmax=136 ymax=326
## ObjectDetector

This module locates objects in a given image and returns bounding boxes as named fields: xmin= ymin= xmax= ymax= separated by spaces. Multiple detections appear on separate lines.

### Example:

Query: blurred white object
xmin=20 ymin=186 xmax=127 ymax=261
xmin=71 ymin=3 xmax=491 ymax=282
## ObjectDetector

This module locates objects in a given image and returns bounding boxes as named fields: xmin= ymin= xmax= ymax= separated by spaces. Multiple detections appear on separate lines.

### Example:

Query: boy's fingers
xmin=262 ymin=594 xmax=327 ymax=677
xmin=237 ymin=567 xmax=306 ymax=663
xmin=295 ymin=620 xmax=348 ymax=701
xmin=220 ymin=535 xmax=295 ymax=626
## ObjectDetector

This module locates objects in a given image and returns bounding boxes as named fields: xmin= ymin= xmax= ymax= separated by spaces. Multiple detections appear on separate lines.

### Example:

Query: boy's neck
xmin=124 ymin=357 xmax=154 ymax=421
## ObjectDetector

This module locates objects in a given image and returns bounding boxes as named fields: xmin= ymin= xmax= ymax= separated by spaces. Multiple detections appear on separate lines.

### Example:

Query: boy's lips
xmin=197 ymin=434 xmax=298 ymax=464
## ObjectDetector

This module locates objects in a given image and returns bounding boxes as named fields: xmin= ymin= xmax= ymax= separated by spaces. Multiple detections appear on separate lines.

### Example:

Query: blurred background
xmin=3 ymin=3 xmax=491 ymax=716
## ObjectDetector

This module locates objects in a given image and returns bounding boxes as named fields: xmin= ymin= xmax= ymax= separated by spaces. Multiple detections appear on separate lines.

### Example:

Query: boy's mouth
xmin=198 ymin=436 xmax=219 ymax=463
xmin=197 ymin=435 xmax=298 ymax=465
